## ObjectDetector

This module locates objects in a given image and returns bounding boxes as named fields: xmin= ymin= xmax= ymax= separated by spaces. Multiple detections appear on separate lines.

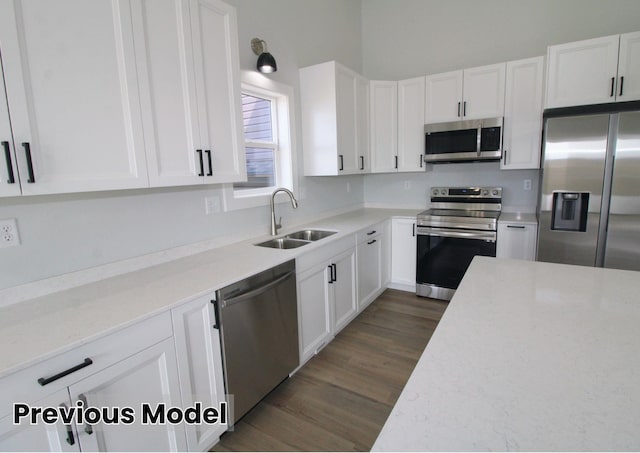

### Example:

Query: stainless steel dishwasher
xmin=214 ymin=260 xmax=298 ymax=424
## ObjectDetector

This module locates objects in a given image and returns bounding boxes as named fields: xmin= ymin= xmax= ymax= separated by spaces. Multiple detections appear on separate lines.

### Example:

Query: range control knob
xmin=481 ymin=189 xmax=489 ymax=196
xmin=492 ymin=189 xmax=499 ymax=196
xmin=432 ymin=188 xmax=439 ymax=196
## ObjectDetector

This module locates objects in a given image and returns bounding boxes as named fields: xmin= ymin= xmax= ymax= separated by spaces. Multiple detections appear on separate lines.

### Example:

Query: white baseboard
xmin=387 ymin=282 xmax=417 ymax=293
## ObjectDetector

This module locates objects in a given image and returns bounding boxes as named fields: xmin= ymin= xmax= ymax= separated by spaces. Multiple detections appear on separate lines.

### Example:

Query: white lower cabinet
xmin=357 ymin=224 xmax=385 ymax=311
xmin=171 ymin=295 xmax=227 ymax=451
xmin=296 ymin=239 xmax=357 ymax=365
xmin=0 ymin=389 xmax=79 ymax=452
xmin=496 ymin=216 xmax=538 ymax=261
xmin=0 ymin=312 xmax=188 ymax=452
xmin=67 ymin=339 xmax=186 ymax=452
xmin=390 ymin=218 xmax=417 ymax=291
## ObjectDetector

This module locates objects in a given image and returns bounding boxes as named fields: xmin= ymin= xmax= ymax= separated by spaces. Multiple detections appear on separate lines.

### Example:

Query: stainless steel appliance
xmin=416 ymin=187 xmax=502 ymax=300
xmin=424 ymin=117 xmax=503 ymax=163
xmin=538 ymin=103 xmax=640 ymax=271
xmin=215 ymin=260 xmax=298 ymax=424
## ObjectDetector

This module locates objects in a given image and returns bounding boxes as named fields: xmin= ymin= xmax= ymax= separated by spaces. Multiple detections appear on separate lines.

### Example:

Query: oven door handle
xmin=417 ymin=226 xmax=496 ymax=242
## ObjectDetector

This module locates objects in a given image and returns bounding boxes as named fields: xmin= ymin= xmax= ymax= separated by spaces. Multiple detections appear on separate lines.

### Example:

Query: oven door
xmin=416 ymin=226 xmax=496 ymax=300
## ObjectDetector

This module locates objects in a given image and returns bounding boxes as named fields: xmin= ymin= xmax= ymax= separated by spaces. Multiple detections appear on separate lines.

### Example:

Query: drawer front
xmin=356 ymin=221 xmax=385 ymax=244
xmin=0 ymin=311 xmax=172 ymax=418
xmin=296 ymin=234 xmax=356 ymax=271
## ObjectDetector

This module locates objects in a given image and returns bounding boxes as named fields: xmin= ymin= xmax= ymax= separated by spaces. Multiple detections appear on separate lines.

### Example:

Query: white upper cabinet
xmin=135 ymin=0 xmax=245 ymax=186
xmin=300 ymin=61 xmax=369 ymax=176
xmin=369 ymin=80 xmax=398 ymax=173
xmin=425 ymin=64 xmax=505 ymax=124
xmin=617 ymin=31 xmax=640 ymax=102
xmin=545 ymin=33 xmax=640 ymax=108
xmin=397 ymin=76 xmax=426 ymax=172
xmin=425 ymin=70 xmax=463 ymax=124
xmin=463 ymin=63 xmax=506 ymax=119
xmin=502 ymin=56 xmax=545 ymax=170
xmin=0 ymin=0 xmax=150 ymax=195
xmin=0 ymin=64 xmax=20 ymax=197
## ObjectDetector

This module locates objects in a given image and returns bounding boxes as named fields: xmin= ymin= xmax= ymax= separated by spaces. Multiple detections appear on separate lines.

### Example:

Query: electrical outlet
xmin=524 ymin=179 xmax=532 ymax=191
xmin=205 ymin=196 xmax=221 ymax=215
xmin=346 ymin=182 xmax=351 ymax=193
xmin=0 ymin=218 xmax=20 ymax=248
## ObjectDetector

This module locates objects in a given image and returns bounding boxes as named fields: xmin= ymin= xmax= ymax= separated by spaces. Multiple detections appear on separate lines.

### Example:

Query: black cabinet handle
xmin=610 ymin=77 xmax=615 ymax=97
xmin=506 ymin=225 xmax=526 ymax=229
xmin=78 ymin=394 xmax=93 ymax=435
xmin=37 ymin=358 xmax=93 ymax=386
xmin=339 ymin=154 xmax=344 ymax=171
xmin=412 ymin=223 xmax=416 ymax=237
xmin=419 ymin=154 xmax=423 ymax=168
xmin=619 ymin=76 xmax=624 ymax=96
xmin=394 ymin=155 xmax=398 ymax=169
xmin=332 ymin=264 xmax=337 ymax=282
xmin=2 ymin=141 xmax=15 ymax=184
xmin=367 ymin=230 xmax=376 ymax=235
xmin=503 ymin=149 xmax=508 ymax=165
xmin=367 ymin=239 xmax=376 ymax=245
xmin=60 ymin=403 xmax=75 ymax=445
xmin=360 ymin=155 xmax=364 ymax=170
xmin=463 ymin=101 xmax=467 ymax=117
xmin=210 ymin=299 xmax=220 ymax=329
xmin=22 ymin=142 xmax=35 ymax=183
xmin=457 ymin=101 xmax=461 ymax=117
xmin=205 ymin=150 xmax=213 ymax=176
xmin=196 ymin=149 xmax=204 ymax=176
xmin=328 ymin=265 xmax=334 ymax=284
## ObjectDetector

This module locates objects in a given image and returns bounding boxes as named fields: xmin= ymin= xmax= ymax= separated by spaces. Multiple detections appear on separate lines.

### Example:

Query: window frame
xmin=222 ymin=76 xmax=297 ymax=211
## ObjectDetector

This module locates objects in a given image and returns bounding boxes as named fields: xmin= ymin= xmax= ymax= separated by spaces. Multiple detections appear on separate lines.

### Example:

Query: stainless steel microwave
xmin=424 ymin=117 xmax=503 ymax=163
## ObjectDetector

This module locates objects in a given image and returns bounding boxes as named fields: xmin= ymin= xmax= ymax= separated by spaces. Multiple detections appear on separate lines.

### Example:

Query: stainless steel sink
xmin=255 ymin=229 xmax=337 ymax=249
xmin=285 ymin=229 xmax=336 ymax=241
xmin=255 ymin=237 xmax=310 ymax=249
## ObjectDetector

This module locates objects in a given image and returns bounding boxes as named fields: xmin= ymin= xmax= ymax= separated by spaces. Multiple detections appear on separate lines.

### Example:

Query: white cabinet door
xmin=425 ymin=70 xmax=463 ymax=124
xmin=357 ymin=234 xmax=382 ymax=311
xmin=189 ymin=0 xmax=245 ymax=184
xmin=0 ymin=389 xmax=78 ymax=452
xmin=390 ymin=218 xmax=416 ymax=291
xmin=370 ymin=80 xmax=398 ymax=173
xmin=356 ymin=75 xmax=370 ymax=172
xmin=502 ymin=56 xmax=544 ymax=170
xmin=0 ymin=0 xmax=149 ymax=195
xmin=336 ymin=65 xmax=358 ymax=174
xmin=172 ymin=295 xmax=227 ymax=451
xmin=134 ymin=0 xmax=203 ymax=187
xmin=497 ymin=221 xmax=538 ymax=261
xmin=297 ymin=263 xmax=333 ymax=364
xmin=546 ymin=35 xmax=620 ymax=108
xmin=397 ymin=76 xmax=426 ymax=172
xmin=69 ymin=338 xmax=187 ymax=452
xmin=462 ymin=63 xmax=506 ymax=119
xmin=617 ymin=31 xmax=640 ymax=102
xmin=0 ymin=61 xmax=20 ymax=197
xmin=332 ymin=248 xmax=357 ymax=334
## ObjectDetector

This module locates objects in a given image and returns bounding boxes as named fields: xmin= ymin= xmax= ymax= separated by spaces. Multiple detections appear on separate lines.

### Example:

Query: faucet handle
xmin=276 ymin=216 xmax=282 ymax=229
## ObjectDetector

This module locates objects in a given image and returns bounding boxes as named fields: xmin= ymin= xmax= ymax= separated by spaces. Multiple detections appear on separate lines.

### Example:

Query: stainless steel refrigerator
xmin=537 ymin=104 xmax=640 ymax=271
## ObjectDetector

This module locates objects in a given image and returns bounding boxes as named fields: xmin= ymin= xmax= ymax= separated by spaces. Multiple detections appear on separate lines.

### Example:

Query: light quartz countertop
xmin=0 ymin=208 xmax=419 ymax=378
xmin=373 ymin=256 xmax=640 ymax=451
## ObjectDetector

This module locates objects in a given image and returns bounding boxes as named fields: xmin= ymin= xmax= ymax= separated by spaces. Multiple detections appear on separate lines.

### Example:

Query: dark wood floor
xmin=212 ymin=289 xmax=448 ymax=452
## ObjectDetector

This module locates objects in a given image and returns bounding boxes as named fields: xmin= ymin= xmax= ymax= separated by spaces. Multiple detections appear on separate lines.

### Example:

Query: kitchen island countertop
xmin=373 ymin=256 xmax=640 ymax=451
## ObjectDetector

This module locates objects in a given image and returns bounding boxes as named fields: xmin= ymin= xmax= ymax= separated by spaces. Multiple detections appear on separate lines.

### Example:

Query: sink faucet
xmin=270 ymin=187 xmax=298 ymax=236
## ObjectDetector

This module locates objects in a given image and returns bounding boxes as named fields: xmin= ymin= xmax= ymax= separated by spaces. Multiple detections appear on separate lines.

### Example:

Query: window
xmin=223 ymin=78 xmax=295 ymax=211
xmin=234 ymin=93 xmax=277 ymax=190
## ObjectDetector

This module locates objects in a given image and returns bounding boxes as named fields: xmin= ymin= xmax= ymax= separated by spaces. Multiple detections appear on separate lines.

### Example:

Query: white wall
xmin=0 ymin=0 xmax=364 ymax=291
xmin=361 ymin=0 xmax=640 ymax=212
xmin=361 ymin=0 xmax=640 ymax=79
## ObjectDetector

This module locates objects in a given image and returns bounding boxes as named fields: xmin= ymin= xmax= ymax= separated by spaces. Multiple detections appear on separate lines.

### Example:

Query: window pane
xmin=242 ymin=94 xmax=273 ymax=142
xmin=234 ymin=147 xmax=275 ymax=189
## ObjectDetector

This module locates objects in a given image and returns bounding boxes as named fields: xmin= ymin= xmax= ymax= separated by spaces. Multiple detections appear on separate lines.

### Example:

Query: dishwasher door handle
xmin=222 ymin=271 xmax=295 ymax=307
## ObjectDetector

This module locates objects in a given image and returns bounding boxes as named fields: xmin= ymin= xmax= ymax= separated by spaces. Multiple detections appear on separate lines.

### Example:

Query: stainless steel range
xmin=416 ymin=187 xmax=502 ymax=300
